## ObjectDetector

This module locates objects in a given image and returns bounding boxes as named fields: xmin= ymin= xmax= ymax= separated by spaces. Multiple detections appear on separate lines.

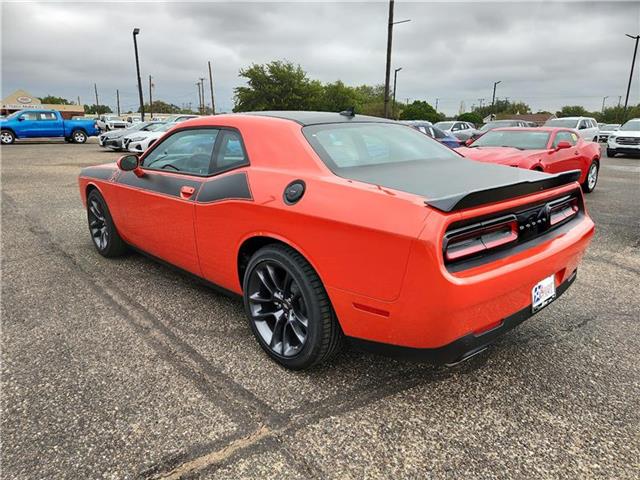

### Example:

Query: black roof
xmin=240 ymin=111 xmax=395 ymax=126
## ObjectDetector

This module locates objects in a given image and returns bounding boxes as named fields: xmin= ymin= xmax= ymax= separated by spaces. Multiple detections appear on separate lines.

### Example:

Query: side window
xmin=211 ymin=130 xmax=249 ymax=174
xmin=38 ymin=112 xmax=57 ymax=121
xmin=578 ymin=120 xmax=588 ymax=130
xmin=553 ymin=131 xmax=577 ymax=147
xmin=143 ymin=129 xmax=218 ymax=176
xmin=417 ymin=126 xmax=427 ymax=134
xmin=20 ymin=112 xmax=39 ymax=120
xmin=451 ymin=123 xmax=461 ymax=131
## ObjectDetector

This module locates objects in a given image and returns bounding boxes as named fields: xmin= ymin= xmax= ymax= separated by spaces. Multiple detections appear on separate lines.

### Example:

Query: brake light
xmin=549 ymin=197 xmax=579 ymax=226
xmin=444 ymin=215 xmax=518 ymax=262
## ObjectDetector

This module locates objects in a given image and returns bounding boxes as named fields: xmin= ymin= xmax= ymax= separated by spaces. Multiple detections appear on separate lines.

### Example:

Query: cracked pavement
xmin=2 ymin=139 xmax=639 ymax=479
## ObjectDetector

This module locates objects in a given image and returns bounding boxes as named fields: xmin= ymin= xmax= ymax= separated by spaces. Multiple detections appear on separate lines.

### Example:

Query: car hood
xmin=611 ymin=130 xmax=640 ymax=138
xmin=337 ymin=157 xmax=579 ymax=212
xmin=455 ymin=146 xmax=543 ymax=165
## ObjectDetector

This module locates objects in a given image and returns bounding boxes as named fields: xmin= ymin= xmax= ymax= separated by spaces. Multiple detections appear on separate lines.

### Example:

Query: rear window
xmin=303 ymin=123 xmax=459 ymax=171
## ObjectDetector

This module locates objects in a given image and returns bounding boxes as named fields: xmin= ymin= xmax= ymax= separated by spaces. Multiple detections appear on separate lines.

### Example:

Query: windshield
xmin=470 ymin=130 xmax=550 ymax=150
xmin=434 ymin=122 xmax=454 ymax=130
xmin=620 ymin=120 xmax=640 ymax=131
xmin=545 ymin=119 xmax=578 ymax=128
xmin=6 ymin=111 xmax=22 ymax=119
xmin=303 ymin=123 xmax=459 ymax=172
xmin=601 ymin=124 xmax=619 ymax=130
xmin=480 ymin=121 xmax=518 ymax=132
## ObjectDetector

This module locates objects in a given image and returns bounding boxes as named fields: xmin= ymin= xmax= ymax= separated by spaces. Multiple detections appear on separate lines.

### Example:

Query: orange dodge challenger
xmin=78 ymin=112 xmax=594 ymax=369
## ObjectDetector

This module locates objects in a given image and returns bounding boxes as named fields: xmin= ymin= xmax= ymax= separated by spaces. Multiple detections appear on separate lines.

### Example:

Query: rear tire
xmin=243 ymin=244 xmax=343 ymax=370
xmin=86 ymin=190 xmax=127 ymax=257
xmin=72 ymin=130 xmax=88 ymax=143
xmin=582 ymin=160 xmax=599 ymax=193
xmin=1 ymin=130 xmax=15 ymax=145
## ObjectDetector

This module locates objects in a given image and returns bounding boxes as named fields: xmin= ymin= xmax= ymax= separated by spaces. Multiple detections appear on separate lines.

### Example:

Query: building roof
xmin=1 ymin=89 xmax=84 ymax=113
xmin=241 ymin=110 xmax=392 ymax=126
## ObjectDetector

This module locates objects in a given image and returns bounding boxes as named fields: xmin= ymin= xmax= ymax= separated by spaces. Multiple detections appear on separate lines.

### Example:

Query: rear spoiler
xmin=425 ymin=170 xmax=581 ymax=212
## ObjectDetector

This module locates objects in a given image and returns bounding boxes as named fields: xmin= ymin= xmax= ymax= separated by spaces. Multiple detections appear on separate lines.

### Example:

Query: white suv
xmin=607 ymin=118 xmax=640 ymax=157
xmin=545 ymin=117 xmax=599 ymax=141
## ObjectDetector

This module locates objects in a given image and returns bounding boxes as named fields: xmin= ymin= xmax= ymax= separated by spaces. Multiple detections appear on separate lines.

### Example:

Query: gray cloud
xmin=2 ymin=1 xmax=639 ymax=115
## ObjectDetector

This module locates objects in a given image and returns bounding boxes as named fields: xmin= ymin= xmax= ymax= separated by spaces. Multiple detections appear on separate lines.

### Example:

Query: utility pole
xmin=392 ymin=67 xmax=402 ymax=119
xmin=208 ymin=60 xmax=215 ymax=115
xmin=478 ymin=98 xmax=485 ymax=108
xmin=383 ymin=1 xmax=410 ymax=119
xmin=196 ymin=81 xmax=203 ymax=114
xmin=94 ymin=83 xmax=100 ymax=113
xmin=623 ymin=34 xmax=640 ymax=121
xmin=133 ymin=28 xmax=145 ymax=121
xmin=435 ymin=98 xmax=439 ymax=112
xmin=149 ymin=75 xmax=153 ymax=119
xmin=601 ymin=95 xmax=609 ymax=113
xmin=199 ymin=77 xmax=206 ymax=114
xmin=491 ymin=80 xmax=501 ymax=120
xmin=77 ymin=96 xmax=81 ymax=106
xmin=116 ymin=89 xmax=120 ymax=116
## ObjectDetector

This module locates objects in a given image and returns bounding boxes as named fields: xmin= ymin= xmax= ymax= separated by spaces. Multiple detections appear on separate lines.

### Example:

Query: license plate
xmin=531 ymin=275 xmax=556 ymax=313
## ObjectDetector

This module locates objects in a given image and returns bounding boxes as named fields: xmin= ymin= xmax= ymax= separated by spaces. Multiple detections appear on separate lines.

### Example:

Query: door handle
xmin=180 ymin=186 xmax=196 ymax=199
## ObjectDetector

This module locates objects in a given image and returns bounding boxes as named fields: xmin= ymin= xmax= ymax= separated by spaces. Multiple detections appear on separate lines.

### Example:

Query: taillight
xmin=549 ymin=197 xmax=579 ymax=226
xmin=444 ymin=215 xmax=518 ymax=262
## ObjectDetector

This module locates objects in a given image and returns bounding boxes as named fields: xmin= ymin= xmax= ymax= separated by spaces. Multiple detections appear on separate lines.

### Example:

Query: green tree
xmin=353 ymin=84 xmax=385 ymax=117
xmin=556 ymin=105 xmax=590 ymax=117
xmin=84 ymin=104 xmax=112 ymax=114
xmin=319 ymin=81 xmax=360 ymax=112
xmin=399 ymin=100 xmax=443 ymax=123
xmin=39 ymin=95 xmax=73 ymax=105
xmin=138 ymin=100 xmax=182 ymax=114
xmin=473 ymin=99 xmax=531 ymax=119
xmin=233 ymin=60 xmax=323 ymax=111
xmin=457 ymin=112 xmax=483 ymax=125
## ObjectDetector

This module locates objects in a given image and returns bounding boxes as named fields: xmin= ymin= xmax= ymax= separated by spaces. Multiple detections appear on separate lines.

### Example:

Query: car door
xmin=545 ymin=130 xmax=582 ymax=173
xmin=15 ymin=111 xmax=40 ymax=137
xmin=35 ymin=111 xmax=64 ymax=137
xmin=114 ymin=127 xmax=219 ymax=275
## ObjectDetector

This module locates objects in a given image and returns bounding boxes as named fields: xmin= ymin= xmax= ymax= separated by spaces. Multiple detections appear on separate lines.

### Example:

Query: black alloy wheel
xmin=86 ymin=190 xmax=127 ymax=257
xmin=243 ymin=244 xmax=343 ymax=369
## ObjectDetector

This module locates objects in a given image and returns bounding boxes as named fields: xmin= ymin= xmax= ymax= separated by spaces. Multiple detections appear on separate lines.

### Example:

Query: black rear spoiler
xmin=425 ymin=170 xmax=581 ymax=212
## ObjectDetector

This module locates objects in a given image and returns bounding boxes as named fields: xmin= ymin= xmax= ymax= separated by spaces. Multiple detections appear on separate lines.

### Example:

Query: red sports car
xmin=78 ymin=112 xmax=594 ymax=369
xmin=457 ymin=127 xmax=601 ymax=193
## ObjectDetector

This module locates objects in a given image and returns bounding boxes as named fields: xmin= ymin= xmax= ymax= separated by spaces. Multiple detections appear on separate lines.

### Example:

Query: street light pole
xmin=623 ymin=34 xmax=639 ymax=121
xmin=383 ymin=1 xmax=410 ymax=119
xmin=491 ymin=80 xmax=502 ymax=119
xmin=392 ymin=67 xmax=402 ymax=119
xmin=199 ymin=77 xmax=206 ymax=114
xmin=133 ymin=28 xmax=145 ymax=121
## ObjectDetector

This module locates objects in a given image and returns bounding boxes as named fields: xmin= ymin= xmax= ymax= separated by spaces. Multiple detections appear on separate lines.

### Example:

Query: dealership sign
xmin=16 ymin=96 xmax=33 ymax=104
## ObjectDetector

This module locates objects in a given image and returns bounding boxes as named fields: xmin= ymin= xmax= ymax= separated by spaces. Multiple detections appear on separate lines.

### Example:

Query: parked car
xmin=0 ymin=109 xmax=99 ymax=144
xmin=124 ymin=122 xmax=172 ymax=153
xmin=434 ymin=120 xmax=479 ymax=141
xmin=79 ymin=111 xmax=594 ymax=369
xmin=479 ymin=119 xmax=530 ymax=134
xmin=99 ymin=121 xmax=165 ymax=151
xmin=597 ymin=123 xmax=620 ymax=142
xmin=126 ymin=115 xmax=142 ymax=125
xmin=401 ymin=120 xmax=462 ymax=148
xmin=607 ymin=118 xmax=640 ymax=157
xmin=162 ymin=114 xmax=200 ymax=123
xmin=96 ymin=114 xmax=128 ymax=132
xmin=456 ymin=127 xmax=601 ymax=193
xmin=544 ymin=117 xmax=599 ymax=141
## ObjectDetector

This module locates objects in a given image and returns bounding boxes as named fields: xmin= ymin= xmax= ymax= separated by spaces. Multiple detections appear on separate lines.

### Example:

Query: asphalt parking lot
xmin=2 ymin=139 xmax=639 ymax=479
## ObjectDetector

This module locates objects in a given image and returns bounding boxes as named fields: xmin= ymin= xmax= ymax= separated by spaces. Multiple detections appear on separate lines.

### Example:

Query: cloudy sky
xmin=2 ymin=1 xmax=639 ymax=115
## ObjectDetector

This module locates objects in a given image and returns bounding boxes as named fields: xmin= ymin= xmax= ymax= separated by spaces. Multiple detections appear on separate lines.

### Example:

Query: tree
xmin=457 ymin=112 xmax=483 ymax=125
xmin=319 ymin=81 xmax=360 ymax=112
xmin=84 ymin=104 xmax=112 ymax=114
xmin=399 ymin=100 xmax=443 ymax=123
xmin=233 ymin=60 xmax=323 ymax=111
xmin=138 ymin=100 xmax=181 ymax=114
xmin=557 ymin=105 xmax=589 ymax=117
xmin=39 ymin=95 xmax=73 ymax=105
xmin=472 ymin=99 xmax=531 ymax=119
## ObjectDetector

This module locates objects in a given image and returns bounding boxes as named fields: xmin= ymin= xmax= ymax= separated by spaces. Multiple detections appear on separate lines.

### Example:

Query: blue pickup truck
xmin=0 ymin=110 xmax=99 ymax=144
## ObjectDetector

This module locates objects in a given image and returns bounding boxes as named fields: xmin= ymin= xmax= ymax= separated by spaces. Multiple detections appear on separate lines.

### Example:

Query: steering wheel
xmin=183 ymin=153 xmax=212 ymax=174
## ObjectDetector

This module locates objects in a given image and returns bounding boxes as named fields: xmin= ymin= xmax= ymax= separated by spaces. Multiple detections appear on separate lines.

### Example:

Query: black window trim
xmin=140 ymin=125 xmax=250 ymax=178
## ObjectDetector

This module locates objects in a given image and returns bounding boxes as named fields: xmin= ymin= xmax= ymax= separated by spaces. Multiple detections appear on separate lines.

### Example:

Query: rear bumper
xmin=349 ymin=270 xmax=577 ymax=365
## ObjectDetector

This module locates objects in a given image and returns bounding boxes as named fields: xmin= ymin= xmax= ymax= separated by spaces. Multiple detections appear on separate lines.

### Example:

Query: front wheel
xmin=606 ymin=148 xmax=616 ymax=158
xmin=243 ymin=244 xmax=343 ymax=370
xmin=582 ymin=161 xmax=599 ymax=193
xmin=86 ymin=190 xmax=127 ymax=257
xmin=72 ymin=130 xmax=87 ymax=143
xmin=1 ymin=130 xmax=15 ymax=145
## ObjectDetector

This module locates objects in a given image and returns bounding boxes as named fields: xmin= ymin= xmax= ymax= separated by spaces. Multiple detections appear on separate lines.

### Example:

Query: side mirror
xmin=556 ymin=141 xmax=572 ymax=150
xmin=17 ymin=116 xmax=25 ymax=121
xmin=117 ymin=154 xmax=143 ymax=177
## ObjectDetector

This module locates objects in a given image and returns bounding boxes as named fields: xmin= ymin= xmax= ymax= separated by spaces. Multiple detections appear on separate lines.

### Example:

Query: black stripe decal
xmin=117 ymin=171 xmax=202 ymax=199
xmin=80 ymin=167 xmax=115 ymax=180
xmin=196 ymin=172 xmax=252 ymax=204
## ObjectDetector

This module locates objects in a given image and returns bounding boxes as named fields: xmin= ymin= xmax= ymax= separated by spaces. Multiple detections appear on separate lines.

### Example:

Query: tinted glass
xmin=620 ymin=120 xmax=640 ymax=131
xmin=143 ymin=129 xmax=218 ymax=175
xmin=470 ymin=130 xmax=550 ymax=150
xmin=20 ymin=112 xmax=39 ymax=120
xmin=303 ymin=123 xmax=459 ymax=171
xmin=552 ymin=131 xmax=577 ymax=147
xmin=38 ymin=112 xmax=57 ymax=120
xmin=213 ymin=130 xmax=249 ymax=173
xmin=545 ymin=119 xmax=579 ymax=128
